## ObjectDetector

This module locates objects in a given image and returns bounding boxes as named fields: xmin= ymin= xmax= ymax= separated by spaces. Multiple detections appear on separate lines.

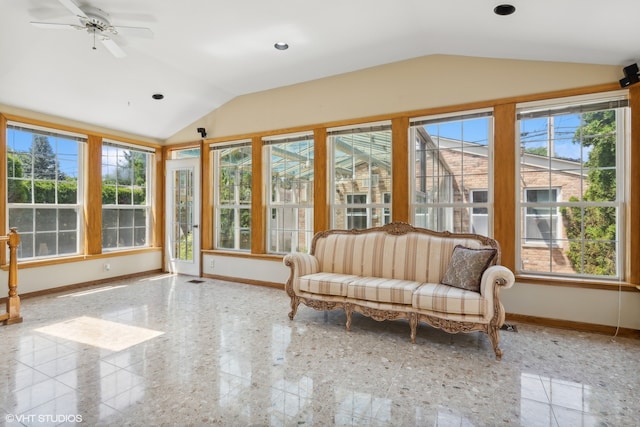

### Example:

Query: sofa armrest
xmin=481 ymin=265 xmax=515 ymax=293
xmin=283 ymin=253 xmax=320 ymax=296
xmin=479 ymin=265 xmax=515 ymax=322
xmin=480 ymin=265 xmax=515 ymax=298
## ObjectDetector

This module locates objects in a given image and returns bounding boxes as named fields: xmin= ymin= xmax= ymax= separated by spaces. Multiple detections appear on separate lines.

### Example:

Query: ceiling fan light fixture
xmin=152 ymin=93 xmax=164 ymax=100
xmin=494 ymin=4 xmax=516 ymax=16
xmin=29 ymin=0 xmax=152 ymax=58
xmin=274 ymin=42 xmax=289 ymax=51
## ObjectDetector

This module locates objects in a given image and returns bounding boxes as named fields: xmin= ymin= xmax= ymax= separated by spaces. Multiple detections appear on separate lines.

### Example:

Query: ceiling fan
xmin=30 ymin=0 xmax=153 ymax=58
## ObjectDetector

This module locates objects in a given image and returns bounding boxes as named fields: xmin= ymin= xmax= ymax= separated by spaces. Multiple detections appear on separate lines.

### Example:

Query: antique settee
xmin=283 ymin=222 xmax=515 ymax=359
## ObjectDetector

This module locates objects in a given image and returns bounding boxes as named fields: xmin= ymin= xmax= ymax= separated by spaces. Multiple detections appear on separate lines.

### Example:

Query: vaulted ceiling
xmin=1 ymin=0 xmax=638 ymax=141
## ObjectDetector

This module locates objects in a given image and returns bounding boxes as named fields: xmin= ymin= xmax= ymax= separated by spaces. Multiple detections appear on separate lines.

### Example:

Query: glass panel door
xmin=165 ymin=159 xmax=200 ymax=275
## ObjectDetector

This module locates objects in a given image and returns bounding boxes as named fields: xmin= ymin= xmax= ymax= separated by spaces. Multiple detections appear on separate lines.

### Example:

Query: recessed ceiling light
xmin=152 ymin=93 xmax=164 ymax=100
xmin=494 ymin=4 xmax=516 ymax=16
xmin=274 ymin=42 xmax=289 ymax=51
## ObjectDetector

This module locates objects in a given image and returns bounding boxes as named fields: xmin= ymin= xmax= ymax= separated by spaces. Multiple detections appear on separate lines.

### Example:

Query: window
xmin=329 ymin=123 xmax=392 ymax=230
xmin=410 ymin=111 xmax=493 ymax=234
xmin=523 ymin=188 xmax=559 ymax=245
xmin=470 ymin=189 xmax=489 ymax=235
xmin=171 ymin=148 xmax=200 ymax=159
xmin=517 ymin=93 xmax=628 ymax=278
xmin=102 ymin=141 xmax=153 ymax=250
xmin=213 ymin=142 xmax=252 ymax=251
xmin=6 ymin=123 xmax=83 ymax=259
xmin=383 ymin=192 xmax=391 ymax=225
xmin=346 ymin=194 xmax=368 ymax=229
xmin=264 ymin=134 xmax=314 ymax=253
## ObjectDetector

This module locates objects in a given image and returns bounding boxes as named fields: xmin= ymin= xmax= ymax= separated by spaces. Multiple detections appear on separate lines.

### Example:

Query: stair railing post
xmin=5 ymin=228 xmax=22 ymax=324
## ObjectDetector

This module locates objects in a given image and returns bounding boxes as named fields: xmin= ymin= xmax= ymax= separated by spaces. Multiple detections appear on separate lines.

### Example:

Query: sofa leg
xmin=409 ymin=313 xmax=418 ymax=344
xmin=345 ymin=304 xmax=353 ymax=331
xmin=488 ymin=326 xmax=503 ymax=361
xmin=288 ymin=297 xmax=300 ymax=320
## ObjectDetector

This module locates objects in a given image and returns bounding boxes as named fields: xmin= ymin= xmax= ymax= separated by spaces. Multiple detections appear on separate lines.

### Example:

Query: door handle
xmin=193 ymin=225 xmax=199 ymax=228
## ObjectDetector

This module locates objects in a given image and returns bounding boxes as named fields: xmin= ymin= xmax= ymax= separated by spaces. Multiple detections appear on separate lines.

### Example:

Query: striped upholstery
xmin=283 ymin=253 xmax=320 ymax=294
xmin=412 ymin=283 xmax=487 ymax=316
xmin=347 ymin=277 xmax=422 ymax=305
xmin=298 ymin=273 xmax=359 ymax=296
xmin=313 ymin=232 xmax=490 ymax=283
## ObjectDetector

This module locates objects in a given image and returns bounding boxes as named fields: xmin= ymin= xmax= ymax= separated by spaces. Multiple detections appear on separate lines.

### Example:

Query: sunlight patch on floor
xmin=35 ymin=316 xmax=164 ymax=351
xmin=57 ymin=285 xmax=127 ymax=298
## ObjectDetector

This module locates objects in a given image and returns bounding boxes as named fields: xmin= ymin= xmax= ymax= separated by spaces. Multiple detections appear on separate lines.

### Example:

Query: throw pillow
xmin=440 ymin=245 xmax=497 ymax=292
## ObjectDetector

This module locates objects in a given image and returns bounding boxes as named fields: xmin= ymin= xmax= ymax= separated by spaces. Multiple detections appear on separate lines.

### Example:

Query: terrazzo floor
xmin=1 ymin=274 xmax=639 ymax=426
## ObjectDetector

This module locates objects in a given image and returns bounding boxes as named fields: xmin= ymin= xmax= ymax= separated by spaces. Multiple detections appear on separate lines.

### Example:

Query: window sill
xmin=515 ymin=274 xmax=639 ymax=292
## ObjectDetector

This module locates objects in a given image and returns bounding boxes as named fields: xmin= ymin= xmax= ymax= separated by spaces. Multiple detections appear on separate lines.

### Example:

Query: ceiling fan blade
xmin=57 ymin=0 xmax=87 ymax=18
xmin=112 ymin=25 xmax=153 ymax=39
xmin=100 ymin=37 xmax=126 ymax=58
xmin=30 ymin=21 xmax=84 ymax=30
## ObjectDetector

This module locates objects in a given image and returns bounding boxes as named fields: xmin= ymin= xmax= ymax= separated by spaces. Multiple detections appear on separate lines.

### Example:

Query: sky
xmin=6 ymin=128 xmax=135 ymax=179
xmin=424 ymin=114 xmax=585 ymax=162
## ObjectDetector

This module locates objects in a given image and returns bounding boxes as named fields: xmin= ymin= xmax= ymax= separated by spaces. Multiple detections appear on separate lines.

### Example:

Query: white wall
xmin=502 ymin=282 xmax=640 ymax=330
xmin=202 ymin=254 xmax=289 ymax=284
xmin=1 ymin=252 xmax=162 ymax=296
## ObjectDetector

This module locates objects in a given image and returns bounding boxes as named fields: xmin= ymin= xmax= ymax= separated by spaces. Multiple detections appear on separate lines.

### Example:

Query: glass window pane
xmin=119 ymin=228 xmax=133 ymax=247
xmin=58 ymin=209 xmax=77 ymax=231
xmin=8 ymin=208 xmax=34 ymax=232
xmin=103 ymin=229 xmax=117 ymax=249
xmin=58 ymin=231 xmax=77 ymax=255
xmin=215 ymin=145 xmax=252 ymax=251
xmin=18 ymin=233 xmax=34 ymax=259
xmin=217 ymin=208 xmax=236 ymax=249
xmin=411 ymin=114 xmax=492 ymax=235
xmin=36 ymin=209 xmax=56 ymax=232
xmin=331 ymin=126 xmax=392 ymax=230
xmin=101 ymin=143 xmax=151 ymax=251
xmin=119 ymin=209 xmax=134 ymax=228
xmin=35 ymin=233 xmax=56 ymax=257
xmin=134 ymin=227 xmax=147 ymax=247
xmin=134 ymin=209 xmax=147 ymax=226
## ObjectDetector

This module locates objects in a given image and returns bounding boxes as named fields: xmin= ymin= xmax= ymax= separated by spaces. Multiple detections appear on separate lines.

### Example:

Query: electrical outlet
xmin=103 ymin=263 xmax=111 ymax=272
xmin=209 ymin=259 xmax=215 ymax=269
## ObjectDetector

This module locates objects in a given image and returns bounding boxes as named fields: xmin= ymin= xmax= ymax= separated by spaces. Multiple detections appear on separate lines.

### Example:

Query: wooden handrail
xmin=1 ymin=228 xmax=22 ymax=325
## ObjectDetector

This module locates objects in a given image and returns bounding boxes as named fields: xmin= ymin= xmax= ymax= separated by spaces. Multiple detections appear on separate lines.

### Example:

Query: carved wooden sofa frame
xmin=283 ymin=222 xmax=515 ymax=359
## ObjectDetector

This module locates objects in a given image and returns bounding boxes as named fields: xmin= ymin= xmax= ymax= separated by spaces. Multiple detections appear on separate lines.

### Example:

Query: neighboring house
xmin=415 ymin=128 xmax=584 ymax=274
